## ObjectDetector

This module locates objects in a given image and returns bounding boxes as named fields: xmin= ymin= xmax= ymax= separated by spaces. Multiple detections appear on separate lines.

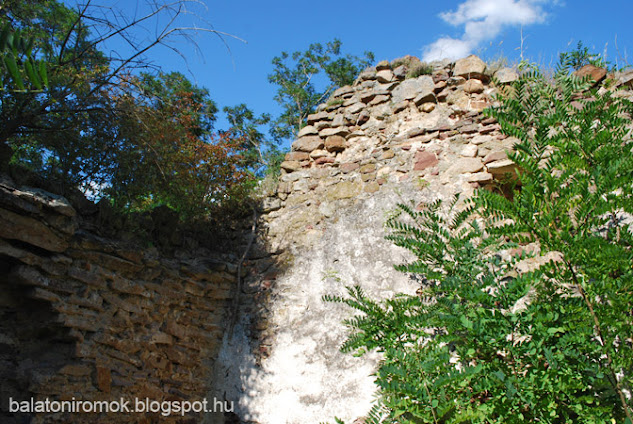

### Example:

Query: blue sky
xmin=88 ymin=0 xmax=632 ymax=141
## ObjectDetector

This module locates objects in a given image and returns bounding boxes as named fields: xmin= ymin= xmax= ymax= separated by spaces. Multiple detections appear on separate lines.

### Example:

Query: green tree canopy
xmin=107 ymin=72 xmax=250 ymax=217
xmin=268 ymin=38 xmax=374 ymax=141
xmin=223 ymin=103 xmax=283 ymax=177
xmin=0 ymin=1 xmax=255 ymax=219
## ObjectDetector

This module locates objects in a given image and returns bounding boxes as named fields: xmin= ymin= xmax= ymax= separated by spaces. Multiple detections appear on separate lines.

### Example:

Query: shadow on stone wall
xmin=0 ymin=254 xmax=76 ymax=424
xmin=0 ymin=173 xmax=273 ymax=424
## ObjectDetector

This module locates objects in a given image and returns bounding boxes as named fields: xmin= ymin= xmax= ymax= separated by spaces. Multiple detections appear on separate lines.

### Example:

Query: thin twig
xmin=227 ymin=207 xmax=258 ymax=338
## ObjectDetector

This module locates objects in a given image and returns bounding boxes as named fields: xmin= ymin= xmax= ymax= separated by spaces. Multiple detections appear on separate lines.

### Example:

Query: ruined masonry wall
xmin=265 ymin=55 xmax=524 ymax=252
xmin=2 ymin=54 xmax=631 ymax=424
xmin=0 ymin=178 xmax=237 ymax=424
xmin=216 ymin=56 xmax=633 ymax=424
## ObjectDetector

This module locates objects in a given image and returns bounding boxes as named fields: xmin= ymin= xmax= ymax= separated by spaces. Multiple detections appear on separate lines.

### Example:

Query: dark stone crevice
xmin=0 ymin=254 xmax=75 ymax=424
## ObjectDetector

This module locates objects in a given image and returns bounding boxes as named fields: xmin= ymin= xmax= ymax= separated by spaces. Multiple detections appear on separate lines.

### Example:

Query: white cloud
xmin=423 ymin=37 xmax=474 ymax=63
xmin=422 ymin=0 xmax=551 ymax=62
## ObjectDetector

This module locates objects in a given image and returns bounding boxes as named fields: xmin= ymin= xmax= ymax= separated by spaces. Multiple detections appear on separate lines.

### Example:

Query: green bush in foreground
xmin=326 ymin=60 xmax=633 ymax=423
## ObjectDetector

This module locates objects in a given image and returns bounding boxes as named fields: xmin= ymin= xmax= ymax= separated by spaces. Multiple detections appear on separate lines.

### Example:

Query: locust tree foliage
xmin=326 ymin=57 xmax=633 ymax=423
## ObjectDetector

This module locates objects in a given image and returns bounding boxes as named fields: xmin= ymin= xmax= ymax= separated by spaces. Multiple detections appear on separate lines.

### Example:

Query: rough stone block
xmin=391 ymin=75 xmax=435 ymax=104
xmin=486 ymin=159 xmax=518 ymax=177
xmin=413 ymin=151 xmax=438 ymax=171
xmin=285 ymin=151 xmax=310 ymax=161
xmin=340 ymin=162 xmax=360 ymax=174
xmin=376 ymin=69 xmax=394 ymax=83
xmin=325 ymin=135 xmax=346 ymax=152
xmin=319 ymin=127 xmax=350 ymax=138
xmin=292 ymin=136 xmax=325 ymax=152
xmin=495 ymin=67 xmax=518 ymax=84
xmin=327 ymin=181 xmax=361 ymax=200
xmin=280 ymin=161 xmax=301 ymax=172
xmin=453 ymin=55 xmax=487 ymax=80
xmin=483 ymin=150 xmax=508 ymax=164
xmin=360 ymin=163 xmax=376 ymax=174
xmin=297 ymin=125 xmax=319 ymax=137
xmin=307 ymin=111 xmax=331 ymax=124
xmin=574 ymin=64 xmax=607 ymax=86
xmin=463 ymin=79 xmax=484 ymax=94
xmin=0 ymin=208 xmax=68 ymax=252
xmin=446 ymin=157 xmax=484 ymax=174
xmin=315 ymin=157 xmax=335 ymax=165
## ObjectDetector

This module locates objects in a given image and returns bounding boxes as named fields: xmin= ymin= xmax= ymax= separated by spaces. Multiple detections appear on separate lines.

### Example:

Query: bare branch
xmin=66 ymin=0 xmax=245 ymax=86
xmin=59 ymin=0 xmax=91 ymax=64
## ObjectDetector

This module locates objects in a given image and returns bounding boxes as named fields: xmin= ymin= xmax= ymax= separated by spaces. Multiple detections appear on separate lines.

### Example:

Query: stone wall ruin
xmin=2 ymin=54 xmax=632 ymax=424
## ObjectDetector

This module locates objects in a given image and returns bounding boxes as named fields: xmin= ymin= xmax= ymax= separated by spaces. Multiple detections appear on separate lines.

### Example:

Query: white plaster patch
xmin=211 ymin=186 xmax=429 ymax=424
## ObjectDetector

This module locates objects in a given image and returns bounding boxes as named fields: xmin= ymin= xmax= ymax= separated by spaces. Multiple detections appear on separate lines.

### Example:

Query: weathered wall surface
xmin=215 ymin=57 xmax=633 ymax=423
xmin=217 ymin=185 xmax=421 ymax=424
xmin=215 ymin=54 xmax=518 ymax=424
xmin=2 ymin=55 xmax=632 ymax=424
xmin=0 ymin=176 xmax=239 ymax=424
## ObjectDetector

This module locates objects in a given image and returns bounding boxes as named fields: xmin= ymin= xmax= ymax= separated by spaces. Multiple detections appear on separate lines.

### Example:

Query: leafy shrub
xmin=327 ymin=98 xmax=345 ymax=107
xmin=389 ymin=56 xmax=433 ymax=79
xmin=559 ymin=41 xmax=607 ymax=70
xmin=326 ymin=56 xmax=633 ymax=423
xmin=1 ymin=1 xmax=264 ymax=224
xmin=406 ymin=63 xmax=434 ymax=79
xmin=391 ymin=56 xmax=420 ymax=70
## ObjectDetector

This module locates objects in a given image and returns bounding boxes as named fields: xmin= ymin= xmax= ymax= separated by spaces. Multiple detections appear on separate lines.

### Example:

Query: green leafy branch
xmin=325 ymin=46 xmax=633 ymax=423
xmin=0 ymin=23 xmax=48 ymax=92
